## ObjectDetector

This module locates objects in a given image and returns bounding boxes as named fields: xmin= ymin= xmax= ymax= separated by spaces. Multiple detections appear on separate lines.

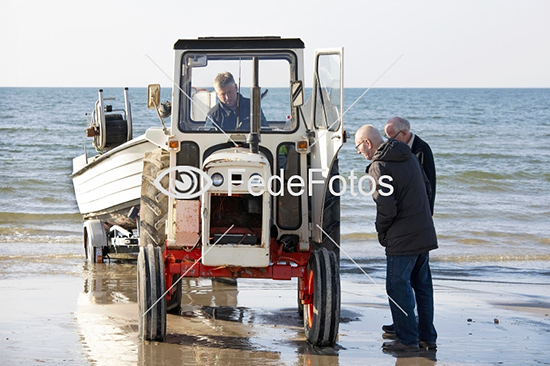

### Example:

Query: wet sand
xmin=1 ymin=246 xmax=550 ymax=365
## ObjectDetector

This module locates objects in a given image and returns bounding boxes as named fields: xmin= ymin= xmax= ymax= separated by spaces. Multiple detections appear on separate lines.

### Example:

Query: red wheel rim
xmin=306 ymin=268 xmax=314 ymax=328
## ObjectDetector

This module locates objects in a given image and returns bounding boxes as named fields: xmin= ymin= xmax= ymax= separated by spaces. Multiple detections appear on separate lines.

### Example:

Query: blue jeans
xmin=386 ymin=252 xmax=437 ymax=346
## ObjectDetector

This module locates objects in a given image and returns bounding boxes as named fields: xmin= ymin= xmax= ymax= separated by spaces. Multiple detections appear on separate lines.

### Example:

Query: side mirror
xmin=291 ymin=80 xmax=304 ymax=107
xmin=147 ymin=84 xmax=161 ymax=109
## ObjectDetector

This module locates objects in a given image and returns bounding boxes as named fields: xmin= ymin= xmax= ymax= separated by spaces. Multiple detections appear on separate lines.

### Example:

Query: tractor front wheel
xmin=303 ymin=247 xmax=340 ymax=347
xmin=137 ymin=244 xmax=166 ymax=341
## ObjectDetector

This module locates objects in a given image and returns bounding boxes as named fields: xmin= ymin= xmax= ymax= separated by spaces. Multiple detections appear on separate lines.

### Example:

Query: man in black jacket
xmin=385 ymin=117 xmax=436 ymax=215
xmin=381 ymin=116 xmax=437 ymax=338
xmin=205 ymin=72 xmax=268 ymax=131
xmin=355 ymin=124 xmax=438 ymax=352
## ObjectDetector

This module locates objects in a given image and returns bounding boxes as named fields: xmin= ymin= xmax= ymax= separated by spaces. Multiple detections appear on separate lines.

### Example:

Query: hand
xmin=378 ymin=232 xmax=387 ymax=247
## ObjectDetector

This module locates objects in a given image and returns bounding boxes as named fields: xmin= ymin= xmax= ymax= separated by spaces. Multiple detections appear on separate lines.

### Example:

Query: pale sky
xmin=1 ymin=0 xmax=549 ymax=88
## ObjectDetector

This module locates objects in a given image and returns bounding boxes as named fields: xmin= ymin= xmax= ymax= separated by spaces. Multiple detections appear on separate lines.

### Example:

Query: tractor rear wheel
xmin=140 ymin=148 xmax=169 ymax=249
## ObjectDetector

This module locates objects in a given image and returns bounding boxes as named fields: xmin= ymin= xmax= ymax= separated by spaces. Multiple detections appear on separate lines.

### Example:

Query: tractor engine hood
xmin=202 ymin=147 xmax=272 ymax=195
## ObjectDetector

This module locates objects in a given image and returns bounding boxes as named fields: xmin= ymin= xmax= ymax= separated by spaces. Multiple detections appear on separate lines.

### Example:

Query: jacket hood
xmin=372 ymin=139 xmax=411 ymax=163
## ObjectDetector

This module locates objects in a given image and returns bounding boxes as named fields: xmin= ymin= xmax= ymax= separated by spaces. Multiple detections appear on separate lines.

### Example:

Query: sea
xmin=0 ymin=87 xmax=549 ymax=284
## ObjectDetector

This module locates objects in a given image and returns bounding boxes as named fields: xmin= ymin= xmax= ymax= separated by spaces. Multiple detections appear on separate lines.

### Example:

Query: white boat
xmin=70 ymin=88 xmax=169 ymax=262
xmin=71 ymin=88 xmax=160 ymax=230
xmin=72 ymin=135 xmax=156 ymax=229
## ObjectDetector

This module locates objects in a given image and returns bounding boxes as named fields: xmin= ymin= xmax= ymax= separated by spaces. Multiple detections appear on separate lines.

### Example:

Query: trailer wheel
xmin=140 ymin=148 xmax=169 ymax=249
xmin=303 ymin=247 xmax=340 ymax=347
xmin=138 ymin=244 xmax=166 ymax=341
xmin=86 ymin=243 xmax=103 ymax=264
xmin=84 ymin=219 xmax=107 ymax=263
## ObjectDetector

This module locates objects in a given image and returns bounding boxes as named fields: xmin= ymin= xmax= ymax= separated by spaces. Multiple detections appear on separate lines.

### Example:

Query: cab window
xmin=179 ymin=53 xmax=298 ymax=133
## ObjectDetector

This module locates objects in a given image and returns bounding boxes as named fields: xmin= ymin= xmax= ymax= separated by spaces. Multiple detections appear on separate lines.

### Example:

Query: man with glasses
xmin=355 ymin=125 xmax=438 ymax=352
xmin=385 ymin=117 xmax=436 ymax=215
xmin=382 ymin=116 xmax=437 ymax=341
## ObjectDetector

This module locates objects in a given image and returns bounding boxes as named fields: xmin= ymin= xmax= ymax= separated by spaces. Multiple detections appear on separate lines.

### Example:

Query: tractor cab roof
xmin=174 ymin=37 xmax=305 ymax=50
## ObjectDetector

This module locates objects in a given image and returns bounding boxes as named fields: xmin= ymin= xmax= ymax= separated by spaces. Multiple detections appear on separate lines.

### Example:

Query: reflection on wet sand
xmin=82 ymin=262 xmax=137 ymax=304
xmin=180 ymin=278 xmax=239 ymax=309
xmin=76 ymin=261 xmax=442 ymax=366
xmin=77 ymin=262 xmax=346 ymax=366
xmin=75 ymin=260 xmax=550 ymax=366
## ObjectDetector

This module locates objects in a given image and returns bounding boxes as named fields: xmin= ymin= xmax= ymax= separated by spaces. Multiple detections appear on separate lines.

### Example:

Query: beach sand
xmin=0 ymin=248 xmax=549 ymax=366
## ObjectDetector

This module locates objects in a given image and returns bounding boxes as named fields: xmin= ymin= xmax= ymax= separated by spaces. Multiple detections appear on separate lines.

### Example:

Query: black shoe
xmin=419 ymin=340 xmax=437 ymax=350
xmin=382 ymin=323 xmax=395 ymax=334
xmin=382 ymin=340 xmax=419 ymax=352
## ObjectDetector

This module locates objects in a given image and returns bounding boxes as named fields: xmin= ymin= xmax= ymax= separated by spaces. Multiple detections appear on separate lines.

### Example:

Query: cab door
xmin=308 ymin=48 xmax=344 ymax=244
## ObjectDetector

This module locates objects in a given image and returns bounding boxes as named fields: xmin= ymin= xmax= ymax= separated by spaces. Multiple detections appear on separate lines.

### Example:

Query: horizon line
xmin=1 ymin=85 xmax=549 ymax=89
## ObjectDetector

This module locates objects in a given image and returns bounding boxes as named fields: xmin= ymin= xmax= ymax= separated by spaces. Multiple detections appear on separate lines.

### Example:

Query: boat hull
xmin=72 ymin=135 xmax=157 ymax=229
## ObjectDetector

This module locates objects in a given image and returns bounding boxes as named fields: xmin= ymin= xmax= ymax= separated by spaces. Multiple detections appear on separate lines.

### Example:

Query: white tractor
xmin=138 ymin=37 xmax=345 ymax=347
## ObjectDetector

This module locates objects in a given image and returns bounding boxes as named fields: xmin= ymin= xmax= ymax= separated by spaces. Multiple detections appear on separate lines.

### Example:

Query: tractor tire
xmin=140 ymin=148 xmax=169 ymax=249
xmin=321 ymin=157 xmax=341 ymax=259
xmin=303 ymin=247 xmax=340 ymax=347
xmin=301 ymin=157 xmax=341 ymax=318
xmin=137 ymin=244 xmax=166 ymax=341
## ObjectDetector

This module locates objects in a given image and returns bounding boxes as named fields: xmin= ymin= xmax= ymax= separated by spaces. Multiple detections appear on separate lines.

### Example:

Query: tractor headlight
xmin=211 ymin=173 xmax=224 ymax=187
xmin=249 ymin=173 xmax=263 ymax=185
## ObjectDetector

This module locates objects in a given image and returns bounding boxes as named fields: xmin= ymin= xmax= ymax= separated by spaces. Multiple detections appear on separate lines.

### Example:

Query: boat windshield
xmin=178 ymin=52 xmax=298 ymax=134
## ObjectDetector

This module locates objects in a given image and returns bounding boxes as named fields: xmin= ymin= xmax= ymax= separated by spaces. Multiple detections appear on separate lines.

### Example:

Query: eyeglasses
xmin=355 ymin=139 xmax=367 ymax=152
xmin=385 ymin=130 xmax=403 ymax=139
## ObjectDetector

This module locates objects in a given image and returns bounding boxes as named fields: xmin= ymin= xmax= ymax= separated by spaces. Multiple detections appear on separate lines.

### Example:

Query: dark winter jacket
xmin=207 ymin=94 xmax=267 ymax=131
xmin=367 ymin=139 xmax=438 ymax=256
xmin=411 ymin=135 xmax=436 ymax=215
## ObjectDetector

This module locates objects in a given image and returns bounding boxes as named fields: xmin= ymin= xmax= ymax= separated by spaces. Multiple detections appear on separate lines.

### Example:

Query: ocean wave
xmin=437 ymin=230 xmax=550 ymax=245
xmin=437 ymin=152 xmax=509 ymax=160
xmin=0 ymin=234 xmax=82 ymax=244
xmin=341 ymin=232 xmax=378 ymax=241
xmin=0 ymin=252 xmax=82 ymax=261
xmin=432 ymin=253 xmax=550 ymax=263
xmin=439 ymin=170 xmax=545 ymax=191
xmin=453 ymin=170 xmax=522 ymax=181
xmin=0 ymin=125 xmax=36 ymax=131
xmin=0 ymin=186 xmax=15 ymax=193
xmin=0 ymin=211 xmax=82 ymax=221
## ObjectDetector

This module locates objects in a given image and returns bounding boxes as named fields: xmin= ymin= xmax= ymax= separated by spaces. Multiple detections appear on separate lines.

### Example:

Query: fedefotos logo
xmin=154 ymin=166 xmax=394 ymax=200
xmin=154 ymin=166 xmax=212 ymax=200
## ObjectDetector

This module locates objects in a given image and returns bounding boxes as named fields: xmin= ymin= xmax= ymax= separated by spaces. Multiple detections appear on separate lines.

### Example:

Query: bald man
xmin=355 ymin=124 xmax=438 ymax=352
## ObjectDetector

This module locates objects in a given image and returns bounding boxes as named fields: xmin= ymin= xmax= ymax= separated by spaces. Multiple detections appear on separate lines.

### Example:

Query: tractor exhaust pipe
xmin=249 ymin=57 xmax=261 ymax=154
